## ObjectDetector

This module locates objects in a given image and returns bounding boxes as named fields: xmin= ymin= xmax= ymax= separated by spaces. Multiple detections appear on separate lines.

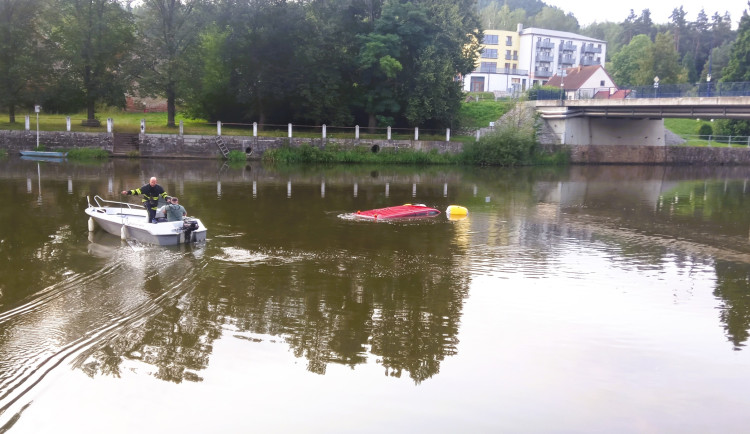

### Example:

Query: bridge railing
xmin=532 ymin=82 xmax=750 ymax=101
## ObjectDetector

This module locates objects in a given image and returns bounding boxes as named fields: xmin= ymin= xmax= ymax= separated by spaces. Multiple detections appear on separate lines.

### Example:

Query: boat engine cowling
xmin=181 ymin=219 xmax=199 ymax=242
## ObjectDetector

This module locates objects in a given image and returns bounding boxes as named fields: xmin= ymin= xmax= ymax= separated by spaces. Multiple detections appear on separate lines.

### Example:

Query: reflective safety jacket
xmin=126 ymin=183 xmax=168 ymax=209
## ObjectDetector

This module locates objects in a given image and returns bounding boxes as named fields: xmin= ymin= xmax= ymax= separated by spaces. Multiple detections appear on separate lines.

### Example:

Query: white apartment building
xmin=463 ymin=24 xmax=607 ymax=93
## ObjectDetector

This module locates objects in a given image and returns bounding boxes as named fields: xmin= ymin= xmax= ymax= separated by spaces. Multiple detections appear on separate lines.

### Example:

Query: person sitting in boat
xmin=161 ymin=196 xmax=187 ymax=222
xmin=153 ymin=206 xmax=167 ymax=223
xmin=121 ymin=177 xmax=169 ymax=223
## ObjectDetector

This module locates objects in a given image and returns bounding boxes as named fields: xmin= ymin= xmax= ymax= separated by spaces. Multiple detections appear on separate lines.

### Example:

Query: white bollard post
xmin=25 ymin=115 xmax=30 ymax=130
xmin=66 ymin=117 xmax=71 ymax=132
xmin=140 ymin=119 xmax=146 ymax=134
xmin=387 ymin=126 xmax=391 ymax=140
xmin=446 ymin=128 xmax=451 ymax=142
xmin=322 ymin=124 xmax=326 ymax=139
xmin=476 ymin=130 xmax=480 ymax=141
xmin=355 ymin=125 xmax=359 ymax=139
xmin=217 ymin=121 xmax=222 ymax=136
xmin=414 ymin=127 xmax=419 ymax=141
xmin=288 ymin=123 xmax=292 ymax=138
xmin=253 ymin=122 xmax=257 ymax=137
xmin=107 ymin=118 xmax=113 ymax=133
xmin=179 ymin=120 xmax=183 ymax=136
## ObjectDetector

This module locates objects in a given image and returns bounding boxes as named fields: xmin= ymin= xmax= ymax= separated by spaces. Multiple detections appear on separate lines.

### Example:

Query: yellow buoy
xmin=446 ymin=205 xmax=468 ymax=221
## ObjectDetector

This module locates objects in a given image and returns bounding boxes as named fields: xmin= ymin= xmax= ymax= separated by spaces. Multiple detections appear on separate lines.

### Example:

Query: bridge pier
xmin=543 ymin=116 xmax=665 ymax=146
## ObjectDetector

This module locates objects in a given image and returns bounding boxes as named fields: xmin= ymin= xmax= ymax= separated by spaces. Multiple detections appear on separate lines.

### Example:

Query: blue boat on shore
xmin=20 ymin=150 xmax=68 ymax=158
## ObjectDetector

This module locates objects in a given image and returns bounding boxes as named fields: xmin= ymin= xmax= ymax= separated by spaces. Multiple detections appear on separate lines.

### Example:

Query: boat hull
xmin=20 ymin=151 xmax=68 ymax=158
xmin=85 ymin=205 xmax=207 ymax=246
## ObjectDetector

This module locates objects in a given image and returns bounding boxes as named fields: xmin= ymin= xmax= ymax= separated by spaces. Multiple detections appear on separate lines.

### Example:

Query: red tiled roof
xmin=546 ymin=65 xmax=615 ymax=90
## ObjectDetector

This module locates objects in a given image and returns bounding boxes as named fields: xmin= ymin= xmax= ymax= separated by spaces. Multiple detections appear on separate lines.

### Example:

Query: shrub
xmin=227 ymin=150 xmax=246 ymax=162
xmin=697 ymin=123 xmax=713 ymax=140
xmin=459 ymin=124 xmax=537 ymax=166
xmin=66 ymin=148 xmax=109 ymax=160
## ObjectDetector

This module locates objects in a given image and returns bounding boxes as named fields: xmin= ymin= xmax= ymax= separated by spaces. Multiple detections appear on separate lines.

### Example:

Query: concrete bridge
xmin=535 ymin=96 xmax=750 ymax=146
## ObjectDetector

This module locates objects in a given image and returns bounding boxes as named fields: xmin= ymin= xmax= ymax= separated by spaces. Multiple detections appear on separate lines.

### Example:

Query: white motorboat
xmin=85 ymin=195 xmax=207 ymax=245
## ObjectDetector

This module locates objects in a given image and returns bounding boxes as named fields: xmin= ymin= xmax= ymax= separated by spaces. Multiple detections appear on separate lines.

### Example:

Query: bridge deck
xmin=536 ymin=97 xmax=750 ymax=119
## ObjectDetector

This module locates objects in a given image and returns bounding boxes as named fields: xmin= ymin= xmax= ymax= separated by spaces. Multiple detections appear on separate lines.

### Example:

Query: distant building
xmin=463 ymin=24 xmax=607 ymax=94
xmin=546 ymin=65 xmax=617 ymax=100
xmin=464 ymin=29 xmax=527 ymax=96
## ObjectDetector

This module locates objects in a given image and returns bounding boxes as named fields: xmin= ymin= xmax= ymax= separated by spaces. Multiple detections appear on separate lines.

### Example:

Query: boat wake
xmin=0 ymin=241 xmax=206 ymax=429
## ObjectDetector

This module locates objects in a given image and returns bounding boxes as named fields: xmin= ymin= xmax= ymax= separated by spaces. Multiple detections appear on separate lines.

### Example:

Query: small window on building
xmin=600 ymin=80 xmax=605 ymax=86
xmin=506 ymin=36 xmax=512 ymax=45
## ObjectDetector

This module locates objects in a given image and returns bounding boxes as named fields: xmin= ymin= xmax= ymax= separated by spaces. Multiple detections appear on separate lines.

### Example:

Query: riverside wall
xmin=0 ymin=130 xmax=461 ymax=159
xmin=4 ymin=129 xmax=750 ymax=165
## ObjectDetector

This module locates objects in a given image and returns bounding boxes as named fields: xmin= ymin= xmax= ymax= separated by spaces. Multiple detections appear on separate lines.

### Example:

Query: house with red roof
xmin=545 ymin=65 xmax=620 ymax=100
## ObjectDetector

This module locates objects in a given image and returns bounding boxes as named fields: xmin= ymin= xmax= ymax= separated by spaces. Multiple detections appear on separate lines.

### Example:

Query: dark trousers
xmin=147 ymin=206 xmax=157 ymax=223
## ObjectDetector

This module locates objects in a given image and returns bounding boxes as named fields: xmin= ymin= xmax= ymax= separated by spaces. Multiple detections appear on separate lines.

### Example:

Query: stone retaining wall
xmin=0 ymin=130 xmax=462 ymax=159
xmin=3 ymin=129 xmax=750 ymax=165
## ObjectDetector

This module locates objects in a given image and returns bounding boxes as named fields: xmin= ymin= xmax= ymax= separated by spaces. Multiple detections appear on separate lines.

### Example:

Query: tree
xmin=652 ymin=31 xmax=684 ymax=83
xmin=50 ymin=0 xmax=136 ymax=125
xmin=717 ymin=6 xmax=750 ymax=136
xmin=479 ymin=3 xmax=526 ymax=31
xmin=669 ymin=6 xmax=687 ymax=53
xmin=134 ymin=0 xmax=208 ymax=127
xmin=0 ymin=0 xmax=46 ymax=123
xmin=529 ymin=6 xmax=579 ymax=32
xmin=722 ymin=7 xmax=750 ymax=82
xmin=367 ymin=0 xmax=480 ymax=128
xmin=611 ymin=34 xmax=653 ymax=86
xmin=699 ymin=41 xmax=734 ymax=82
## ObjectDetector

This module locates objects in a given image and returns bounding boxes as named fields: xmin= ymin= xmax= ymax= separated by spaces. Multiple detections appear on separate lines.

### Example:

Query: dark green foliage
xmin=227 ymin=150 xmax=246 ymax=162
xmin=459 ymin=126 xmax=537 ymax=166
xmin=698 ymin=123 xmax=713 ymax=139
xmin=66 ymin=148 xmax=109 ymax=160
xmin=714 ymin=119 xmax=750 ymax=137
xmin=262 ymin=144 xmax=458 ymax=165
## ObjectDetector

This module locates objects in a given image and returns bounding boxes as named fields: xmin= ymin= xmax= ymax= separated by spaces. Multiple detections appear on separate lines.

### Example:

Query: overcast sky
xmin=543 ymin=0 xmax=747 ymax=29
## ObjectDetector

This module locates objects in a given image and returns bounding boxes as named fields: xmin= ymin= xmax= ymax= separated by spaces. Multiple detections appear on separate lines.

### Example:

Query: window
xmin=600 ymin=80 xmax=605 ymax=86
xmin=504 ymin=63 xmax=510 ymax=70
xmin=506 ymin=36 xmax=513 ymax=45
xmin=480 ymin=62 xmax=496 ymax=73
xmin=481 ymin=49 xmax=498 ymax=59
xmin=483 ymin=34 xmax=498 ymax=45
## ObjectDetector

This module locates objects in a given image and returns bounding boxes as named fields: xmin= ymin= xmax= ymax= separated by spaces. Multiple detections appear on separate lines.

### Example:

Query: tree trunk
xmin=368 ymin=113 xmax=377 ymax=134
xmin=8 ymin=105 xmax=15 ymax=123
xmin=166 ymin=83 xmax=176 ymax=127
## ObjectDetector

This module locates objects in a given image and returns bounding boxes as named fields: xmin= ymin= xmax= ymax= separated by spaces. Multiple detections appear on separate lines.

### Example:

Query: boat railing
xmin=88 ymin=195 xmax=146 ymax=210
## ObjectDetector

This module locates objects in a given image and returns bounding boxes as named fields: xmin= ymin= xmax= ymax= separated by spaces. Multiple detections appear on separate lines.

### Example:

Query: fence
xmin=680 ymin=134 xmax=750 ymax=147
xmin=10 ymin=115 xmax=458 ymax=142
xmin=533 ymin=82 xmax=750 ymax=101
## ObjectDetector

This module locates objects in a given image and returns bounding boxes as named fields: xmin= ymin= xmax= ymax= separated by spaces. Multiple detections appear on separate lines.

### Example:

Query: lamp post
xmin=34 ymin=105 xmax=40 ymax=149
xmin=653 ymin=76 xmax=659 ymax=98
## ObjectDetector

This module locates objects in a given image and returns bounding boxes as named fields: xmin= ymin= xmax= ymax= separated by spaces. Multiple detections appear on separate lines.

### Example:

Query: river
xmin=1 ymin=157 xmax=750 ymax=432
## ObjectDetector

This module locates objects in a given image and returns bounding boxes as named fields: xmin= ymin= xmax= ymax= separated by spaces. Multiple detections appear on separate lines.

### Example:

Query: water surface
xmin=1 ymin=159 xmax=750 ymax=432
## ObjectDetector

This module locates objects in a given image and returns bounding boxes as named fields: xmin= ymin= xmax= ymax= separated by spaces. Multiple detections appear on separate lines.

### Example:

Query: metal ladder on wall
xmin=215 ymin=137 xmax=229 ymax=158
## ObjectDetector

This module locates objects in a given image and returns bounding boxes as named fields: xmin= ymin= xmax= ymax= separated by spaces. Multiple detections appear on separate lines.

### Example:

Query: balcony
xmin=536 ymin=40 xmax=554 ymax=49
xmin=534 ymin=69 xmax=553 ymax=77
xmin=500 ymin=68 xmax=528 ymax=75
xmin=582 ymin=45 xmax=602 ymax=54
xmin=504 ymin=54 xmax=519 ymax=61
xmin=536 ymin=53 xmax=554 ymax=62
xmin=559 ymin=55 xmax=575 ymax=65
xmin=581 ymin=57 xmax=600 ymax=66
xmin=561 ymin=43 xmax=577 ymax=51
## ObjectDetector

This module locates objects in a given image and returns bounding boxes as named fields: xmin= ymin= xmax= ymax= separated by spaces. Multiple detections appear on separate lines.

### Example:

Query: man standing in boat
xmin=122 ymin=177 xmax=169 ymax=223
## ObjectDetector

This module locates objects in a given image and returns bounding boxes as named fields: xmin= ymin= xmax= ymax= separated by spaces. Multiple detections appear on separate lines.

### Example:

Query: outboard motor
xmin=181 ymin=219 xmax=199 ymax=243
